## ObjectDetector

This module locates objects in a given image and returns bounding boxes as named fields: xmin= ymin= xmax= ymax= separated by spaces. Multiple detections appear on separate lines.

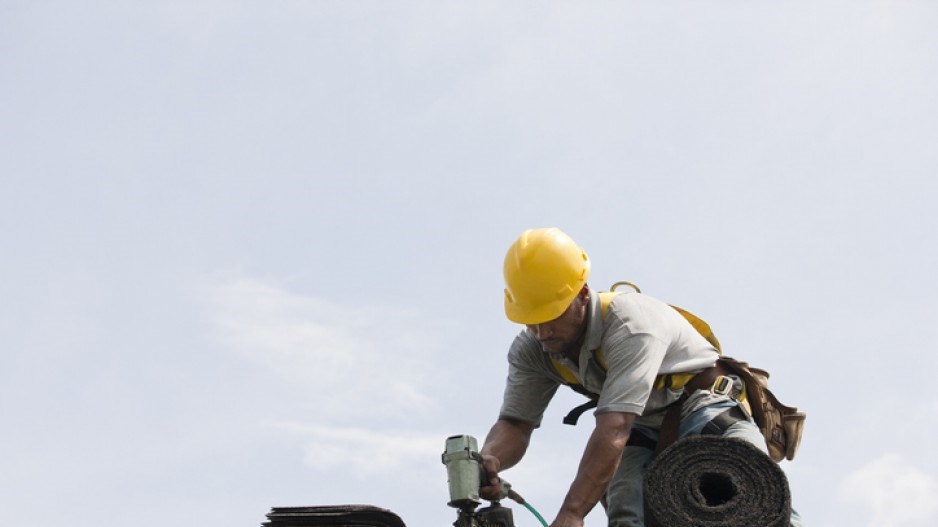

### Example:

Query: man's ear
xmin=579 ymin=283 xmax=590 ymax=300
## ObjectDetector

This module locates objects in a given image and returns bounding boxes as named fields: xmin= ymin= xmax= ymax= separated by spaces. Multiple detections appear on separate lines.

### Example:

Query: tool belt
xmin=655 ymin=358 xmax=806 ymax=462
xmin=716 ymin=357 xmax=806 ymax=462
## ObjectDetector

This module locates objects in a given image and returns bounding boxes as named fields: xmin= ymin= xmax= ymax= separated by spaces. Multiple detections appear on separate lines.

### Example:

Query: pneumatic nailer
xmin=442 ymin=435 xmax=547 ymax=527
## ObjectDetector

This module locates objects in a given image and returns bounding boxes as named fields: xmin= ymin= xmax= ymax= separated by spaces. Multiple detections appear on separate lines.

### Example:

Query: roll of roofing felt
xmin=643 ymin=436 xmax=791 ymax=527
xmin=263 ymin=505 xmax=406 ymax=527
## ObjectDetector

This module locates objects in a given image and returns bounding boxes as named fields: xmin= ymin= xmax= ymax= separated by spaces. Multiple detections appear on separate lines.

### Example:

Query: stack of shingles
xmin=263 ymin=505 xmax=406 ymax=527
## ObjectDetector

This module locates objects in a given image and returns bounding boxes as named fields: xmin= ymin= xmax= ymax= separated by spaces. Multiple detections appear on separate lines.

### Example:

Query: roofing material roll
xmin=643 ymin=435 xmax=791 ymax=527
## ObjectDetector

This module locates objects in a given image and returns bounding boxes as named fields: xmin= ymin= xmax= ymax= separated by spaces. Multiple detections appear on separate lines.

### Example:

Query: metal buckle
xmin=710 ymin=375 xmax=733 ymax=397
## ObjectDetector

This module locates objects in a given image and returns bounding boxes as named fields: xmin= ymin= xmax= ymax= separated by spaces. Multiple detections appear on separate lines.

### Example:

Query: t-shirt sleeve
xmin=498 ymin=332 xmax=561 ymax=427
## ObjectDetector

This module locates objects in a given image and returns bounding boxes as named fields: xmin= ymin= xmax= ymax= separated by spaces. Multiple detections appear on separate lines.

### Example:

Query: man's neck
xmin=561 ymin=332 xmax=586 ymax=363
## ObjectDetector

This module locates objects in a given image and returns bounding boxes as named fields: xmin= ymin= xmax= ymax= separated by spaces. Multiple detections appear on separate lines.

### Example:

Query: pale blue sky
xmin=3 ymin=2 xmax=937 ymax=527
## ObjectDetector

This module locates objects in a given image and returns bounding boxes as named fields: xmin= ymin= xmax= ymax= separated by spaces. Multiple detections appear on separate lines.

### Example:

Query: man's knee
xmin=721 ymin=419 xmax=769 ymax=455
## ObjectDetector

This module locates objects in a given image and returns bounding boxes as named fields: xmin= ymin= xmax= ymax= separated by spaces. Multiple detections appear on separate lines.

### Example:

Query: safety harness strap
xmin=626 ymin=429 xmax=658 ymax=450
xmin=655 ymin=361 xmax=735 ymax=454
xmin=700 ymin=405 xmax=748 ymax=436
xmin=563 ymin=400 xmax=599 ymax=426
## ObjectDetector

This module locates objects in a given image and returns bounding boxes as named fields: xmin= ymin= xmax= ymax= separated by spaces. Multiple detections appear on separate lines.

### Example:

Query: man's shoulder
xmin=508 ymin=329 xmax=540 ymax=356
xmin=507 ymin=330 xmax=557 ymax=372
xmin=607 ymin=291 xmax=665 ymax=308
xmin=607 ymin=292 xmax=674 ymax=318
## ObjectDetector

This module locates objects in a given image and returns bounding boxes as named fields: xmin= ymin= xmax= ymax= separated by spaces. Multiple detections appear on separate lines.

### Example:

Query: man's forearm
xmin=480 ymin=418 xmax=534 ymax=471
xmin=554 ymin=412 xmax=635 ymax=526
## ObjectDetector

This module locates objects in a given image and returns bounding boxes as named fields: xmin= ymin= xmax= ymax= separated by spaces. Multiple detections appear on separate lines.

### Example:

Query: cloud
xmin=839 ymin=453 xmax=938 ymax=527
xmin=201 ymin=274 xmax=443 ymax=421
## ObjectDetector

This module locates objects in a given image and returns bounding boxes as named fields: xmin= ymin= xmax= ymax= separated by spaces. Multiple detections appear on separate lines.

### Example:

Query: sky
xmin=2 ymin=1 xmax=937 ymax=527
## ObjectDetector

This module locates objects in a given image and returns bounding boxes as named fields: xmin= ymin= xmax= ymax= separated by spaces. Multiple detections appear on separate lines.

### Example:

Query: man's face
xmin=526 ymin=292 xmax=589 ymax=355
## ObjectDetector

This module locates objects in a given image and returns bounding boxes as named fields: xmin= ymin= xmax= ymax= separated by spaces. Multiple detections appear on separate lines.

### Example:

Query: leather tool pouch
xmin=717 ymin=357 xmax=806 ymax=462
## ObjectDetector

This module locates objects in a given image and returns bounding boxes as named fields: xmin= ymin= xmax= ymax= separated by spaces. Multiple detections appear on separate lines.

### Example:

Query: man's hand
xmin=479 ymin=418 xmax=535 ymax=500
xmin=479 ymin=419 xmax=534 ymax=500
xmin=479 ymin=454 xmax=503 ymax=501
xmin=549 ymin=511 xmax=585 ymax=527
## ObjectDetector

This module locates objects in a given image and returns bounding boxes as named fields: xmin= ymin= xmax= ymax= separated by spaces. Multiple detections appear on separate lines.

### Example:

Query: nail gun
xmin=442 ymin=435 xmax=547 ymax=527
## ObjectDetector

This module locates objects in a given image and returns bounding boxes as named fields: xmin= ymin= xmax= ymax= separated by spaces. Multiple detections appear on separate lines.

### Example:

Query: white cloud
xmin=839 ymin=453 xmax=938 ymax=527
xmin=201 ymin=274 xmax=443 ymax=420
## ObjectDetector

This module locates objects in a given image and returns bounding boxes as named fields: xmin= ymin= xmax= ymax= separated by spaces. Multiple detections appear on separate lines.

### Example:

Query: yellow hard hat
xmin=503 ymin=228 xmax=591 ymax=325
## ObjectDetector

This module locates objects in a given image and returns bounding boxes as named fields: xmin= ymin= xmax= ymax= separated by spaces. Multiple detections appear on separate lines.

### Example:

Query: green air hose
xmin=507 ymin=490 xmax=549 ymax=527
xmin=521 ymin=502 xmax=549 ymax=527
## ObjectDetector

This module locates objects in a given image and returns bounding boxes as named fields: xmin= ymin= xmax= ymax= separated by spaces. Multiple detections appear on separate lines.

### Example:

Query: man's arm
xmin=552 ymin=411 xmax=636 ymax=527
xmin=479 ymin=418 xmax=535 ymax=498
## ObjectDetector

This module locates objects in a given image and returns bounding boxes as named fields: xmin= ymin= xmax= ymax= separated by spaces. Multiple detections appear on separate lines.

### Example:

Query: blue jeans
xmin=604 ymin=399 xmax=804 ymax=527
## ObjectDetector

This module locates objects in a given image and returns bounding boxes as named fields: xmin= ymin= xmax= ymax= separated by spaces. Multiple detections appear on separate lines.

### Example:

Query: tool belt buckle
xmin=710 ymin=375 xmax=734 ymax=397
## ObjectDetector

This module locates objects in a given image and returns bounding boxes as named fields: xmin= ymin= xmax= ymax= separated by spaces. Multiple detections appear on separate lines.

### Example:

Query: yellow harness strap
xmin=548 ymin=289 xmax=722 ymax=392
xmin=551 ymin=356 xmax=581 ymax=385
xmin=671 ymin=305 xmax=721 ymax=352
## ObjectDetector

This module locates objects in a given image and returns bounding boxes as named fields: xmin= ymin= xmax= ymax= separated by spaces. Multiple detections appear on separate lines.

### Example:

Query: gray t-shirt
xmin=498 ymin=290 xmax=720 ymax=428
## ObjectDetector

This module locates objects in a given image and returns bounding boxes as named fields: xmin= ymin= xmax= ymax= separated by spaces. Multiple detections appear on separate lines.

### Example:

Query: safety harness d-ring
xmin=610 ymin=281 xmax=641 ymax=293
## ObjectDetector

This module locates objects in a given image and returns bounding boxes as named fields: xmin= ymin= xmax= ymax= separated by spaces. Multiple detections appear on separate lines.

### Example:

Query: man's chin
xmin=539 ymin=341 xmax=563 ymax=354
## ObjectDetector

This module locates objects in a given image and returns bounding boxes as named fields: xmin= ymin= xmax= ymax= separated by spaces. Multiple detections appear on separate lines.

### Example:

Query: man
xmin=479 ymin=228 xmax=802 ymax=527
